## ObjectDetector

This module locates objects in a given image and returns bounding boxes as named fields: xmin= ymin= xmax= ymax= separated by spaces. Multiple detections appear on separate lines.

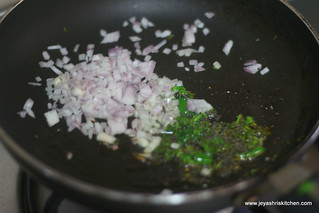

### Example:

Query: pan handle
xmin=234 ymin=145 xmax=319 ymax=206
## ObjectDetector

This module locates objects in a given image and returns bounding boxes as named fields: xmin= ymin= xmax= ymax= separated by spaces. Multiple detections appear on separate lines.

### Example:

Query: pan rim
xmin=0 ymin=0 xmax=319 ymax=207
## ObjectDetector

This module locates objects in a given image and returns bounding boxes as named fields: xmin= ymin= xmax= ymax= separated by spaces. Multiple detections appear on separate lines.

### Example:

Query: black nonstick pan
xmin=0 ymin=0 xmax=319 ymax=212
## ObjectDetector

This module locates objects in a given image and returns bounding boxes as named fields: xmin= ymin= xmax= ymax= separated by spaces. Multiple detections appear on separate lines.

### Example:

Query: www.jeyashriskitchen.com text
xmin=244 ymin=200 xmax=313 ymax=207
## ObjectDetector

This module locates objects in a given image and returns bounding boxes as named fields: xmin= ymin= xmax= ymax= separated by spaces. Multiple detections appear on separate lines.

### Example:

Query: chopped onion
xmin=96 ymin=133 xmax=116 ymax=144
xmin=194 ymin=62 xmax=205 ymax=72
xmin=194 ymin=19 xmax=204 ymax=28
xmin=222 ymin=40 xmax=234 ymax=56
xmin=100 ymin=30 xmax=121 ymax=44
xmin=44 ymin=110 xmax=60 ymax=127
xmin=176 ymin=48 xmax=198 ymax=57
xmin=132 ymin=22 xmax=143 ymax=33
xmin=244 ymin=63 xmax=262 ymax=74
xmin=155 ymin=29 xmax=172 ymax=38
xmin=47 ymin=44 xmax=62 ymax=50
xmin=42 ymin=51 xmax=50 ymax=60
xmin=73 ymin=44 xmax=80 ymax=53
xmin=144 ymin=55 xmax=152 ymax=62
xmin=129 ymin=36 xmax=141 ymax=42
xmin=28 ymin=82 xmax=42 ymax=86
xmin=187 ymin=99 xmax=213 ymax=113
xmin=198 ymin=45 xmax=205 ymax=53
xmin=55 ymin=58 xmax=63 ymax=68
xmin=122 ymin=20 xmax=129 ymax=27
xmin=62 ymin=56 xmax=71 ymax=64
xmin=204 ymin=12 xmax=215 ymax=19
xmin=35 ymin=76 xmax=42 ymax=82
xmin=213 ymin=61 xmax=221 ymax=70
xmin=78 ymin=53 xmax=86 ymax=61
xmin=182 ymin=25 xmax=196 ymax=47
xmin=170 ymin=143 xmax=180 ymax=149
xmin=60 ymin=47 xmax=68 ymax=56
xmin=244 ymin=59 xmax=257 ymax=66
xmin=141 ymin=17 xmax=154 ymax=28
xmin=260 ymin=67 xmax=270 ymax=75
xmin=21 ymin=98 xmax=35 ymax=118
xmin=50 ymin=65 xmax=63 ymax=75
xmin=39 ymin=60 xmax=54 ymax=68
xmin=162 ymin=48 xmax=172 ymax=55
xmin=189 ymin=59 xmax=198 ymax=65
xmin=154 ymin=39 xmax=167 ymax=50
xmin=43 ymin=47 xmax=180 ymax=154
xmin=177 ymin=62 xmax=185 ymax=67
xmin=100 ymin=29 xmax=107 ymax=37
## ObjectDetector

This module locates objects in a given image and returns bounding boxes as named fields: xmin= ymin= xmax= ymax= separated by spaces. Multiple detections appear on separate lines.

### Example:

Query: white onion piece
xmin=155 ymin=29 xmax=172 ymax=38
xmin=47 ymin=45 xmax=62 ymax=50
xmin=28 ymin=82 xmax=42 ymax=86
xmin=144 ymin=55 xmax=152 ymax=62
xmin=129 ymin=16 xmax=136 ymax=23
xmin=244 ymin=59 xmax=257 ymax=66
xmin=187 ymin=99 xmax=213 ymax=113
xmin=122 ymin=20 xmax=129 ymax=27
xmin=73 ymin=44 xmax=80 ymax=53
xmin=86 ymin=44 xmax=95 ymax=62
xmin=100 ymin=29 xmax=107 ymax=37
xmin=162 ymin=48 xmax=172 ymax=55
xmin=62 ymin=56 xmax=70 ymax=64
xmin=189 ymin=59 xmax=198 ymax=65
xmin=155 ymin=40 xmax=167 ymax=50
xmin=202 ymin=28 xmax=210 ymax=36
xmin=194 ymin=63 xmax=205 ymax=72
xmin=142 ymin=45 xmax=157 ymax=55
xmin=260 ymin=67 xmax=270 ymax=75
xmin=100 ymin=31 xmax=120 ymax=44
xmin=97 ymin=133 xmax=116 ymax=144
xmin=44 ymin=110 xmax=60 ymax=127
xmin=244 ymin=63 xmax=262 ymax=74
xmin=213 ymin=61 xmax=221 ymax=70
xmin=144 ymin=136 xmax=161 ymax=153
xmin=63 ymin=63 xmax=74 ymax=71
xmin=17 ymin=111 xmax=27 ymax=118
xmin=22 ymin=98 xmax=35 ymax=118
xmin=50 ymin=66 xmax=63 ymax=75
xmin=176 ymin=48 xmax=198 ymax=57
xmin=39 ymin=60 xmax=54 ymax=68
xmin=194 ymin=19 xmax=204 ymax=28
xmin=129 ymin=36 xmax=141 ymax=42
xmin=141 ymin=17 xmax=154 ymax=28
xmin=198 ymin=45 xmax=205 ymax=53
xmin=55 ymin=58 xmax=63 ymax=68
xmin=177 ymin=62 xmax=185 ymax=67
xmin=132 ymin=23 xmax=143 ymax=33
xmin=78 ymin=53 xmax=86 ymax=61
xmin=35 ymin=76 xmax=42 ymax=82
xmin=204 ymin=12 xmax=215 ymax=19
xmin=222 ymin=40 xmax=234 ymax=56
xmin=60 ymin=47 xmax=68 ymax=56
xmin=42 ymin=51 xmax=50 ymax=60
xmin=182 ymin=25 xmax=196 ymax=47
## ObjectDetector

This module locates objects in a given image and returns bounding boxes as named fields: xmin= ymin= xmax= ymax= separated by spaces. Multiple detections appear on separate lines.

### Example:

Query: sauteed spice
xmin=151 ymin=86 xmax=270 ymax=181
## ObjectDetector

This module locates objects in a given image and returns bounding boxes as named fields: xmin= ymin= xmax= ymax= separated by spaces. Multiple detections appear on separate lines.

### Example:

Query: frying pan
xmin=0 ymin=0 xmax=319 ymax=212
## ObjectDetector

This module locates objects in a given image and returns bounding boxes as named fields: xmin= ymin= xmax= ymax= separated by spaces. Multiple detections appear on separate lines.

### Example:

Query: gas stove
xmin=0 ymin=0 xmax=319 ymax=213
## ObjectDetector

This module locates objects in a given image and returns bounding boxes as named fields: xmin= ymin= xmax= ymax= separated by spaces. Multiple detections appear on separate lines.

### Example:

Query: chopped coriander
xmin=150 ymin=87 xmax=270 ymax=183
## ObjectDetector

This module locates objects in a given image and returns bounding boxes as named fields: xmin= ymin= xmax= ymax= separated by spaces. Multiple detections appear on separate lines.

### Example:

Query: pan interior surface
xmin=0 ymin=0 xmax=319 ymax=194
